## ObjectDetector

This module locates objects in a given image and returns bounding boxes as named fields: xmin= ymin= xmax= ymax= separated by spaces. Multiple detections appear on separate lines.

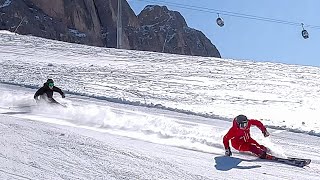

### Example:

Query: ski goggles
xmin=238 ymin=121 xmax=248 ymax=129
xmin=48 ymin=83 xmax=54 ymax=87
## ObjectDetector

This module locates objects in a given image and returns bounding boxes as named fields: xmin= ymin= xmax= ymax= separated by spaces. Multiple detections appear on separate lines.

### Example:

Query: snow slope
xmin=1 ymin=31 xmax=320 ymax=135
xmin=0 ymin=31 xmax=320 ymax=179
xmin=0 ymin=84 xmax=319 ymax=180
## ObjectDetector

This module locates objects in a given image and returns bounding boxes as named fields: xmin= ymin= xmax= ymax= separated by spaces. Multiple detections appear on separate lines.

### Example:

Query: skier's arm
xmin=223 ymin=128 xmax=234 ymax=149
xmin=223 ymin=128 xmax=234 ymax=156
xmin=250 ymin=119 xmax=269 ymax=137
xmin=53 ymin=87 xmax=65 ymax=98
xmin=34 ymin=87 xmax=44 ymax=100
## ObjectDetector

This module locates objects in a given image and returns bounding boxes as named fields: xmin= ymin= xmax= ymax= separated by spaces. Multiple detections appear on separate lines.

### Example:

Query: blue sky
xmin=128 ymin=0 xmax=320 ymax=67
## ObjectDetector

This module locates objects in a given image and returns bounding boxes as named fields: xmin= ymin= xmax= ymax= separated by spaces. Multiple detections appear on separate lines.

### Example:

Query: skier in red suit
xmin=223 ymin=114 xmax=273 ymax=159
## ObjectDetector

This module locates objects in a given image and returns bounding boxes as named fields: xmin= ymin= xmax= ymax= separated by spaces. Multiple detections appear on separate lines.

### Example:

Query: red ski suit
xmin=223 ymin=119 xmax=267 ymax=157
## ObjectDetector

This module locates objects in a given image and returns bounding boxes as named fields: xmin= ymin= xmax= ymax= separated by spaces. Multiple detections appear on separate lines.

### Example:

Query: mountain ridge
xmin=0 ymin=0 xmax=220 ymax=57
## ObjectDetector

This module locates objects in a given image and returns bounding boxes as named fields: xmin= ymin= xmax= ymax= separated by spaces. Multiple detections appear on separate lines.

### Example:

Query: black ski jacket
xmin=34 ymin=83 xmax=65 ymax=100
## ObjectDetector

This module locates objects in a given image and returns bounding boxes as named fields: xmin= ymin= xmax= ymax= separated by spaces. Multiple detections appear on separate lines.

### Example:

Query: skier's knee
xmin=249 ymin=144 xmax=266 ymax=158
xmin=259 ymin=151 xmax=267 ymax=159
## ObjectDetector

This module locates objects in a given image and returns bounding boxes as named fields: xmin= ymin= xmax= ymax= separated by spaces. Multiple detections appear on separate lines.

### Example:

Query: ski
xmin=271 ymin=156 xmax=311 ymax=167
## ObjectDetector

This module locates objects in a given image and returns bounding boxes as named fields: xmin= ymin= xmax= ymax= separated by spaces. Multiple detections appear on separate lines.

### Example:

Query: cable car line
xmin=137 ymin=0 xmax=320 ymax=30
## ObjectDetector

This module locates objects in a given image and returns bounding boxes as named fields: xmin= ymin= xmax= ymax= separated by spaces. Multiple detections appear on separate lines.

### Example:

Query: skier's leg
xmin=48 ymin=98 xmax=59 ymax=104
xmin=239 ymin=142 xmax=269 ymax=159
xmin=247 ymin=138 xmax=269 ymax=153
xmin=259 ymin=145 xmax=270 ymax=153
xmin=49 ymin=98 xmax=66 ymax=107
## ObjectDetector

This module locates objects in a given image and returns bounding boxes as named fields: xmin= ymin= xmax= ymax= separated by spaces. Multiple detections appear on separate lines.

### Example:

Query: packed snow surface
xmin=0 ymin=31 xmax=319 ymax=179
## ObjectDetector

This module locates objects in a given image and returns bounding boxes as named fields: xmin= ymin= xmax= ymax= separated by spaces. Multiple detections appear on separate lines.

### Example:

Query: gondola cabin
xmin=302 ymin=29 xmax=309 ymax=39
xmin=216 ymin=17 xmax=224 ymax=27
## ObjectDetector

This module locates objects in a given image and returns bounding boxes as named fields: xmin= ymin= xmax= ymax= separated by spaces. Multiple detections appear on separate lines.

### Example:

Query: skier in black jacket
xmin=34 ymin=79 xmax=65 ymax=104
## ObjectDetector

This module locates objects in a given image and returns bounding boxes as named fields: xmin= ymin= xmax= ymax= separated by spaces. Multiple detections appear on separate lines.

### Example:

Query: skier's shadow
xmin=214 ymin=156 xmax=261 ymax=171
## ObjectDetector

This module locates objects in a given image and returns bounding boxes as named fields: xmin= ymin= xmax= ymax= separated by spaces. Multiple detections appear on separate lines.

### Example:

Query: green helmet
xmin=47 ymin=79 xmax=54 ymax=88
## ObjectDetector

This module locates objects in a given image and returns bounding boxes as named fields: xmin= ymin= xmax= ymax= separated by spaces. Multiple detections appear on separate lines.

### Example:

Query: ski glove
xmin=61 ymin=94 xmax=65 ymax=98
xmin=225 ymin=148 xmax=232 ymax=156
xmin=262 ymin=130 xmax=270 ymax=137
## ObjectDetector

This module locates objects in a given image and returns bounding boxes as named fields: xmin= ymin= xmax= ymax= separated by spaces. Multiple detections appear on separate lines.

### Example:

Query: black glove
xmin=62 ymin=94 xmax=65 ymax=98
xmin=262 ymin=130 xmax=270 ymax=137
xmin=225 ymin=147 xmax=232 ymax=156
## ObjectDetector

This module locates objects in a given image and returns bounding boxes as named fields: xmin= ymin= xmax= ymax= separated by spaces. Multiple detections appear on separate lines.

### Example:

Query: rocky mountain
xmin=0 ymin=0 xmax=221 ymax=58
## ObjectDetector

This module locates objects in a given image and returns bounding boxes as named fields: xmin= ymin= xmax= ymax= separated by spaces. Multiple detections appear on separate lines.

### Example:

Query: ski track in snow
xmin=0 ymin=84 xmax=227 ymax=156
xmin=0 ymin=115 xmax=212 ymax=180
